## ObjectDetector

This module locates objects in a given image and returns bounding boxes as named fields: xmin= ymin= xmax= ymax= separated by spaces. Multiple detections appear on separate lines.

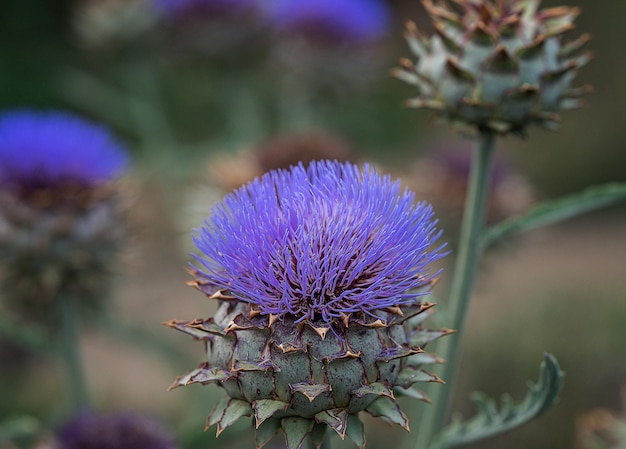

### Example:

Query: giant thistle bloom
xmin=393 ymin=0 xmax=592 ymax=136
xmin=264 ymin=0 xmax=391 ymax=44
xmin=0 ymin=110 xmax=128 ymax=321
xmin=166 ymin=161 xmax=451 ymax=449
xmin=56 ymin=411 xmax=178 ymax=449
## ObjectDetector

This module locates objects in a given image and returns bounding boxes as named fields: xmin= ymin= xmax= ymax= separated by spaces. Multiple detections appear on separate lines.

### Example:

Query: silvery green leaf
xmin=429 ymin=354 xmax=564 ymax=449
xmin=483 ymin=183 xmax=626 ymax=247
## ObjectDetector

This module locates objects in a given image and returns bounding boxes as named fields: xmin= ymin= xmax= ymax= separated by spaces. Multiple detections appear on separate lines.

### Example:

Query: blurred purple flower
xmin=0 ymin=111 xmax=127 ymax=189
xmin=154 ymin=0 xmax=256 ymax=18
xmin=264 ymin=0 xmax=391 ymax=44
xmin=57 ymin=411 xmax=178 ymax=449
xmin=193 ymin=160 xmax=445 ymax=327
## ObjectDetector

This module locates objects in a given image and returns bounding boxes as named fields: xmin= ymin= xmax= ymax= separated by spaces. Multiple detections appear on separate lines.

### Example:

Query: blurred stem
xmin=57 ymin=294 xmax=89 ymax=411
xmin=415 ymin=131 xmax=495 ymax=449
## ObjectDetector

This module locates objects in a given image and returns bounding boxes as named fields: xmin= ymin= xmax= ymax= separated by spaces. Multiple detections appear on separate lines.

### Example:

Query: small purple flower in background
xmin=0 ymin=111 xmax=127 ymax=190
xmin=193 ymin=160 xmax=444 ymax=326
xmin=264 ymin=0 xmax=391 ymax=44
xmin=0 ymin=110 xmax=129 ymax=322
xmin=56 ymin=411 xmax=178 ymax=449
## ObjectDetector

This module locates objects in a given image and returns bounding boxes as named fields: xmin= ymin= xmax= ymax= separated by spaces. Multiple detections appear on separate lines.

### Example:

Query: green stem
xmin=58 ymin=295 xmax=89 ymax=410
xmin=414 ymin=131 xmax=496 ymax=449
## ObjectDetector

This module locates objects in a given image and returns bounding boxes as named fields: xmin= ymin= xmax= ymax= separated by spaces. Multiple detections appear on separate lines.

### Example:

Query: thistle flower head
xmin=56 ymin=411 xmax=178 ymax=449
xmin=0 ymin=110 xmax=128 ymax=190
xmin=393 ymin=0 xmax=593 ymax=136
xmin=193 ymin=160 xmax=445 ymax=328
xmin=168 ymin=161 xmax=451 ymax=449
xmin=265 ymin=0 xmax=391 ymax=44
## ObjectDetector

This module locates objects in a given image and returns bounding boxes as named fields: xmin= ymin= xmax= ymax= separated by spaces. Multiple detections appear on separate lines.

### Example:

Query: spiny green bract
xmin=166 ymin=294 xmax=452 ymax=449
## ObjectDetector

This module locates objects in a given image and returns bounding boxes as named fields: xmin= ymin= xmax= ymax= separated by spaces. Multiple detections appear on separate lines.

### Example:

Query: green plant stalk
xmin=414 ymin=131 xmax=495 ymax=449
xmin=58 ymin=295 xmax=89 ymax=410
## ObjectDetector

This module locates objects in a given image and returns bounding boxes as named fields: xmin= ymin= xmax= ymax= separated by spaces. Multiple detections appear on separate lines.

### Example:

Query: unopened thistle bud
xmin=393 ymin=0 xmax=592 ymax=136
xmin=0 ymin=110 xmax=129 ymax=322
xmin=166 ymin=160 xmax=451 ymax=449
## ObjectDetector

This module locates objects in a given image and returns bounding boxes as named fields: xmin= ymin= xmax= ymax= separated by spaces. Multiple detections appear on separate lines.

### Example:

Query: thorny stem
xmin=58 ymin=294 xmax=89 ymax=411
xmin=414 ymin=131 xmax=496 ymax=449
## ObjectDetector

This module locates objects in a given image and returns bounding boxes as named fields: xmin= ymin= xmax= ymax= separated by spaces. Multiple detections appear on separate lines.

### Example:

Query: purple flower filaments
xmin=0 ymin=111 xmax=127 ymax=190
xmin=193 ymin=160 xmax=446 ymax=327
xmin=264 ymin=0 xmax=391 ymax=44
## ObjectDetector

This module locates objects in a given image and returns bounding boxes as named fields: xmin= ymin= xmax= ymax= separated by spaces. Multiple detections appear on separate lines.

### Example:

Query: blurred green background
xmin=1 ymin=1 xmax=625 ymax=449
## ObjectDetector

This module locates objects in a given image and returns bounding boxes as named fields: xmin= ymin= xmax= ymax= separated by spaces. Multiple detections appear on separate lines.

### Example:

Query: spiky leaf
xmin=429 ymin=354 xmax=564 ymax=449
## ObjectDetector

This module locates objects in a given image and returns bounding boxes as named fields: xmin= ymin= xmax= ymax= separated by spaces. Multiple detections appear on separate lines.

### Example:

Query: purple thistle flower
xmin=57 ymin=411 xmax=178 ymax=449
xmin=193 ymin=160 xmax=446 ymax=327
xmin=0 ymin=110 xmax=128 ymax=190
xmin=264 ymin=0 xmax=391 ymax=44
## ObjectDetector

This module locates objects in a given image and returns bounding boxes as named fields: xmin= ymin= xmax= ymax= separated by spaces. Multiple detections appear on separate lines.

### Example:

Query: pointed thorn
xmin=310 ymin=325 xmax=330 ymax=340
xmin=249 ymin=307 xmax=262 ymax=319
xmin=161 ymin=319 xmax=180 ymax=329
xmin=384 ymin=306 xmax=404 ymax=316
xmin=209 ymin=289 xmax=236 ymax=300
